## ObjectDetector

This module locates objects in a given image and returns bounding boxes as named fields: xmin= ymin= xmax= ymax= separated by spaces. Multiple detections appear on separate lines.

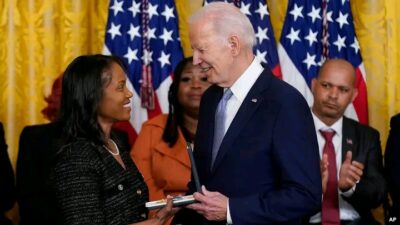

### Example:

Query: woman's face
xmin=97 ymin=62 xmax=133 ymax=125
xmin=177 ymin=62 xmax=211 ymax=114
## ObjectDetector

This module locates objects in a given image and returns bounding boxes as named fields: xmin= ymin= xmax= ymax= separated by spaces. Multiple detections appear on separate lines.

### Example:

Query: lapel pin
xmin=251 ymin=98 xmax=257 ymax=103
xmin=346 ymin=138 xmax=353 ymax=145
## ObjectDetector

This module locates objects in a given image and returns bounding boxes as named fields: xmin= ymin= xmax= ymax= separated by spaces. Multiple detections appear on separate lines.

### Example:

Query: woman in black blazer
xmin=51 ymin=54 xmax=176 ymax=225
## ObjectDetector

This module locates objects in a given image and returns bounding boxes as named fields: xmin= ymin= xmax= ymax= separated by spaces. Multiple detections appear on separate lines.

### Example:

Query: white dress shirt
xmin=224 ymin=57 xmax=264 ymax=224
xmin=309 ymin=112 xmax=360 ymax=223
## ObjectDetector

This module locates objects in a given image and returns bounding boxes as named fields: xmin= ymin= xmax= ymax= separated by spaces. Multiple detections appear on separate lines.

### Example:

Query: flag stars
xmin=159 ymin=28 xmax=173 ymax=45
xmin=351 ymin=38 xmax=360 ymax=54
xmin=162 ymin=5 xmax=175 ymax=22
xmin=327 ymin=11 xmax=333 ymax=23
xmin=127 ymin=24 xmax=140 ymax=41
xmin=255 ymin=2 xmax=269 ymax=20
xmin=303 ymin=53 xmax=317 ymax=69
xmin=146 ymin=27 xmax=157 ymax=40
xmin=256 ymin=26 xmax=269 ymax=43
xmin=129 ymin=1 xmax=141 ymax=17
xmin=333 ymin=34 xmax=346 ymax=51
xmin=336 ymin=11 xmax=349 ymax=29
xmin=142 ymin=49 xmax=153 ymax=65
xmin=307 ymin=6 xmax=321 ymax=23
xmin=286 ymin=28 xmax=301 ymax=45
xmin=304 ymin=29 xmax=318 ymax=47
xmin=107 ymin=22 xmax=121 ymax=39
xmin=110 ymin=0 xmax=124 ymax=16
xmin=124 ymin=47 xmax=138 ymax=64
xmin=290 ymin=4 xmax=304 ymax=22
xmin=256 ymin=50 xmax=268 ymax=64
xmin=240 ymin=2 xmax=251 ymax=16
xmin=158 ymin=51 xmax=171 ymax=67
xmin=148 ymin=3 xmax=159 ymax=19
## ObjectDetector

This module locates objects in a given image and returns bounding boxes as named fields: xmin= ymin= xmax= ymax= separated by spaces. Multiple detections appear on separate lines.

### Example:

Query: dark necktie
xmin=320 ymin=130 xmax=340 ymax=225
xmin=211 ymin=89 xmax=233 ymax=168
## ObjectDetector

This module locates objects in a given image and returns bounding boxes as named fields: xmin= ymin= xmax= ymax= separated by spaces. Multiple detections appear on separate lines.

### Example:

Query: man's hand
xmin=338 ymin=151 xmax=364 ymax=191
xmin=186 ymin=186 xmax=228 ymax=221
xmin=321 ymin=153 xmax=329 ymax=194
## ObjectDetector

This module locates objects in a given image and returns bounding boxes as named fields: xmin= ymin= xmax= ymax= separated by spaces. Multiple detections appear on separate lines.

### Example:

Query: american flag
xmin=103 ymin=0 xmax=184 ymax=143
xmin=204 ymin=0 xmax=281 ymax=78
xmin=278 ymin=0 xmax=368 ymax=124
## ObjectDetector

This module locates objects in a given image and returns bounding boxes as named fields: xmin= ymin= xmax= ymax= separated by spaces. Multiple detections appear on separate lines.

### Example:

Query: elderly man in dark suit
xmin=385 ymin=113 xmax=400 ymax=222
xmin=173 ymin=2 xmax=322 ymax=225
xmin=308 ymin=59 xmax=386 ymax=225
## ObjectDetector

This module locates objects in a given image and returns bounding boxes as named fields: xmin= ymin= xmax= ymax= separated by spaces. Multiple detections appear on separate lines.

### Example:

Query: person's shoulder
xmin=344 ymin=117 xmax=379 ymax=136
xmin=53 ymin=140 xmax=103 ymax=173
xmin=57 ymin=140 xmax=99 ymax=160
xmin=259 ymin=70 xmax=308 ymax=107
xmin=142 ymin=114 xmax=168 ymax=129
xmin=0 ymin=122 xmax=5 ymax=146
xmin=0 ymin=122 xmax=4 ymax=136
xmin=265 ymin=71 xmax=300 ymax=95
xmin=20 ymin=122 xmax=62 ymax=139
xmin=390 ymin=113 xmax=400 ymax=128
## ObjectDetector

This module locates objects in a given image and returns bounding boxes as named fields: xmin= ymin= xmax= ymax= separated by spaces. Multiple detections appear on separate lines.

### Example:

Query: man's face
xmin=189 ymin=21 xmax=234 ymax=87
xmin=312 ymin=62 xmax=358 ymax=124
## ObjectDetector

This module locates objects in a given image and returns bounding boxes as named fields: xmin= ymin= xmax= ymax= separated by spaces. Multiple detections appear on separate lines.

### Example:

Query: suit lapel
xmin=211 ymin=70 xmax=272 ymax=172
xmin=341 ymin=117 xmax=357 ymax=163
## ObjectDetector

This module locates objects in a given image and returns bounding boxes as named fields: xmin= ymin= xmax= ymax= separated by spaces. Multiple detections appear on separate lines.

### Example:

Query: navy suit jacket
xmin=184 ymin=69 xmax=322 ymax=225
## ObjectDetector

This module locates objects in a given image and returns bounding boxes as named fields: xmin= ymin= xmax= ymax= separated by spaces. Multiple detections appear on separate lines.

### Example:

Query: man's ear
xmin=228 ymin=36 xmax=240 ymax=56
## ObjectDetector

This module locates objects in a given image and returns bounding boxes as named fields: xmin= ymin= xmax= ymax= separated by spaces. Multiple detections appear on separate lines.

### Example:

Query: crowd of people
xmin=1 ymin=2 xmax=399 ymax=225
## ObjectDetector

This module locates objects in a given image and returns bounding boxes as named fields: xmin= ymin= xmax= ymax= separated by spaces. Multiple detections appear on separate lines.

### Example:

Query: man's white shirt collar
xmin=228 ymin=57 xmax=263 ymax=102
xmin=312 ymin=111 xmax=343 ymax=138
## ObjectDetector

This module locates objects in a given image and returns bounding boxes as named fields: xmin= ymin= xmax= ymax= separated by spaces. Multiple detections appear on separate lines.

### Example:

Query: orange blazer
xmin=131 ymin=114 xmax=191 ymax=223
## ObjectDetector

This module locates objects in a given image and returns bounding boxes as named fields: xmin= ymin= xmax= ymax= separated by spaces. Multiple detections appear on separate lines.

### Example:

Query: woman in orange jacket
xmin=131 ymin=57 xmax=211 ymax=224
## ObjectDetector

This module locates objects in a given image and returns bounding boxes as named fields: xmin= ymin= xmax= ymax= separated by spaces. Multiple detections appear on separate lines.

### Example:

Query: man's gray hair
xmin=189 ymin=2 xmax=256 ymax=49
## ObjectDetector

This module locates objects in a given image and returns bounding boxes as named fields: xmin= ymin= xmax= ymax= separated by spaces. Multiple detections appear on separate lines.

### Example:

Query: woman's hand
xmin=152 ymin=196 xmax=180 ymax=225
xmin=131 ymin=196 xmax=180 ymax=225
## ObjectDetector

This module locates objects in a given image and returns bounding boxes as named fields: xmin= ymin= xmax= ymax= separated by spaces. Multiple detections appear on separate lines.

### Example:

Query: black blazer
xmin=340 ymin=117 xmax=386 ymax=224
xmin=384 ymin=113 xmax=400 ymax=219
xmin=16 ymin=122 xmax=63 ymax=225
xmin=0 ymin=122 xmax=15 ymax=225
xmin=51 ymin=134 xmax=149 ymax=225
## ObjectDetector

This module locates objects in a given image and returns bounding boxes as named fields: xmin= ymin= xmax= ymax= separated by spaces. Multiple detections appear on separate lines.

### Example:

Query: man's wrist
xmin=340 ymin=184 xmax=356 ymax=197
